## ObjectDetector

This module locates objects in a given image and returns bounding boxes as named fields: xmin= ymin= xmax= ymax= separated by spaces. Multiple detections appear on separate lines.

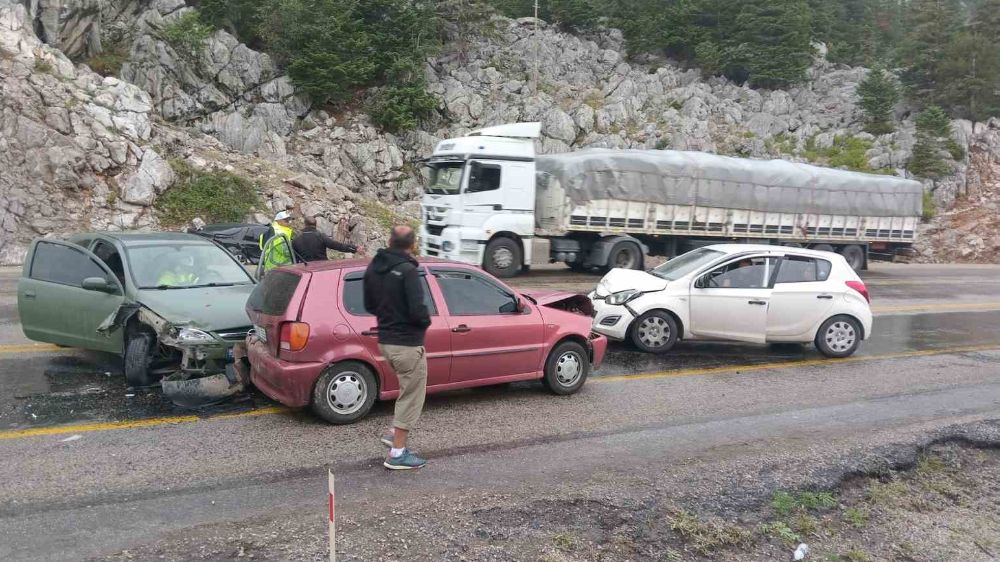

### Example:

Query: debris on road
xmin=793 ymin=543 xmax=809 ymax=560
xmin=161 ymin=365 xmax=246 ymax=408
xmin=60 ymin=435 xmax=82 ymax=442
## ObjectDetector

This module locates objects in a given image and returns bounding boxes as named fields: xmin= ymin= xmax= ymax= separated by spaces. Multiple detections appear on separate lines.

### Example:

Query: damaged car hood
xmin=136 ymin=285 xmax=254 ymax=332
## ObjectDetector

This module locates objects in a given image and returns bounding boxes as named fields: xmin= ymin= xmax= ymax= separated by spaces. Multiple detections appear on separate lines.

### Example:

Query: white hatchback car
xmin=590 ymin=244 xmax=873 ymax=357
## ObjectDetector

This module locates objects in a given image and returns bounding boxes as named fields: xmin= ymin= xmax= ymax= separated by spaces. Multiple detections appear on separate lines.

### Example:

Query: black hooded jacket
xmin=363 ymin=249 xmax=431 ymax=346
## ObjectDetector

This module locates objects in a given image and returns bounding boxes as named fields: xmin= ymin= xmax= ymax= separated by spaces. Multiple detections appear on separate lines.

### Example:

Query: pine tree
xmin=897 ymin=0 xmax=963 ymax=106
xmin=856 ymin=67 xmax=900 ymax=134
xmin=909 ymin=106 xmax=956 ymax=179
xmin=727 ymin=0 xmax=814 ymax=88
xmin=934 ymin=0 xmax=1000 ymax=121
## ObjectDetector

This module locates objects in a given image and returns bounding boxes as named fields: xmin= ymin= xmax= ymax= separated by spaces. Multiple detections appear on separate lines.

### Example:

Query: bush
xmin=922 ymin=189 xmax=936 ymax=221
xmin=367 ymin=79 xmax=439 ymax=133
xmin=157 ymin=161 xmax=262 ymax=226
xmin=86 ymin=48 xmax=128 ymax=77
xmin=163 ymin=10 xmax=214 ymax=58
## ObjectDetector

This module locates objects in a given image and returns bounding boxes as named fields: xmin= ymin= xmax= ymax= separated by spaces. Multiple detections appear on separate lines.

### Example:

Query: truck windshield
xmin=426 ymin=162 xmax=464 ymax=195
xmin=650 ymin=248 xmax=725 ymax=281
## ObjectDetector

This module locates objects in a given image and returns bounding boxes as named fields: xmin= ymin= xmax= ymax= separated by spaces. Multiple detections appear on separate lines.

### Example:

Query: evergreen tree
xmin=909 ymin=106 xmax=956 ymax=179
xmin=857 ymin=67 xmax=900 ymax=134
xmin=897 ymin=0 xmax=963 ymax=106
xmin=727 ymin=0 xmax=813 ymax=88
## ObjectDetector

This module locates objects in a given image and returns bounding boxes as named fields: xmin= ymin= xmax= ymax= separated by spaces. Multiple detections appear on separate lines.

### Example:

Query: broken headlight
xmin=605 ymin=289 xmax=641 ymax=305
xmin=174 ymin=327 xmax=215 ymax=344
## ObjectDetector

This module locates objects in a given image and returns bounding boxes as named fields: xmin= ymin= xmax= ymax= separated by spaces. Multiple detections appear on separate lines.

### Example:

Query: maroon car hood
xmin=521 ymin=290 xmax=594 ymax=316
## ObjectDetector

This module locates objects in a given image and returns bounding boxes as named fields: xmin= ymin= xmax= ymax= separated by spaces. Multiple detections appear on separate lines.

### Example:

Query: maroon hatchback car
xmin=235 ymin=259 xmax=607 ymax=424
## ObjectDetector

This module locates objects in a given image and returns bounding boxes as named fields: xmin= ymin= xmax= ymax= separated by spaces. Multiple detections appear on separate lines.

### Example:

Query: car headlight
xmin=442 ymin=240 xmax=455 ymax=252
xmin=605 ymin=289 xmax=641 ymax=305
xmin=175 ymin=327 xmax=215 ymax=343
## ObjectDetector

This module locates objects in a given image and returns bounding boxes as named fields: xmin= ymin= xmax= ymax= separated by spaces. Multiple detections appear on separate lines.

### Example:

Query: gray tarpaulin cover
xmin=535 ymin=149 xmax=923 ymax=217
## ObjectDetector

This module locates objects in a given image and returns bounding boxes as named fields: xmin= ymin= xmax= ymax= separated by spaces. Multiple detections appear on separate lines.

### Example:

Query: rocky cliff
xmin=1 ymin=1 xmax=997 ymax=265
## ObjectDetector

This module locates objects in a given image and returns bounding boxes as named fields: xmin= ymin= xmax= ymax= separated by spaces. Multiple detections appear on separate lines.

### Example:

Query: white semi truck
xmin=420 ymin=122 xmax=923 ymax=278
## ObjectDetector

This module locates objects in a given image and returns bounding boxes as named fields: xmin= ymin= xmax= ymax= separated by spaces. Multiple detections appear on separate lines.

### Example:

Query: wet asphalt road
xmin=1 ymin=263 xmax=1000 ymax=560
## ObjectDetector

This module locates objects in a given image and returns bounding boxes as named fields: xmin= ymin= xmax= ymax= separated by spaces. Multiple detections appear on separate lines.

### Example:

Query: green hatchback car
xmin=17 ymin=233 xmax=257 ymax=387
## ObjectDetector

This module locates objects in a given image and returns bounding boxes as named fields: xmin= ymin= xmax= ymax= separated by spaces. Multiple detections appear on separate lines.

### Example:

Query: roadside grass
xmin=668 ymin=509 xmax=753 ymax=555
xmin=842 ymin=548 xmax=871 ymax=562
xmin=771 ymin=490 xmax=838 ymax=517
xmin=843 ymin=507 xmax=869 ymax=528
xmin=551 ymin=532 xmax=577 ymax=552
xmin=760 ymin=520 xmax=800 ymax=545
xmin=157 ymin=159 xmax=262 ymax=226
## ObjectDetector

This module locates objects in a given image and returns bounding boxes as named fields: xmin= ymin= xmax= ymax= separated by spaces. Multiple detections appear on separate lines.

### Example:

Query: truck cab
xmin=421 ymin=123 xmax=541 ymax=277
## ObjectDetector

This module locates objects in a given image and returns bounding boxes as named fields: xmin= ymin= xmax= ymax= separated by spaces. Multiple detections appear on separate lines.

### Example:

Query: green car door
xmin=18 ymin=240 xmax=126 ymax=353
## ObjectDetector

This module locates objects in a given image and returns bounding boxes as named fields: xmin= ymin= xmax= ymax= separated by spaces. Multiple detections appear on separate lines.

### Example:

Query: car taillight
xmin=279 ymin=321 xmax=310 ymax=352
xmin=846 ymin=280 xmax=870 ymax=303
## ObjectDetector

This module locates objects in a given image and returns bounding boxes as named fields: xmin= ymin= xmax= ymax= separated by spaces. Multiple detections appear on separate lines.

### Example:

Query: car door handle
xmin=23 ymin=290 xmax=36 ymax=299
xmin=361 ymin=328 xmax=378 ymax=337
xmin=451 ymin=324 xmax=472 ymax=333
xmin=817 ymin=295 xmax=834 ymax=300
xmin=748 ymin=300 xmax=767 ymax=306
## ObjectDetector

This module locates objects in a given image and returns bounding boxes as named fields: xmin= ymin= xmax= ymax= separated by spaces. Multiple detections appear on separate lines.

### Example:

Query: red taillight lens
xmin=279 ymin=321 xmax=310 ymax=351
xmin=845 ymin=280 xmax=870 ymax=303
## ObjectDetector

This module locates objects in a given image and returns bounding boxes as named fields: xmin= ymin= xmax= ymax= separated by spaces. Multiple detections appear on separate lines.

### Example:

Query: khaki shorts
xmin=379 ymin=344 xmax=427 ymax=431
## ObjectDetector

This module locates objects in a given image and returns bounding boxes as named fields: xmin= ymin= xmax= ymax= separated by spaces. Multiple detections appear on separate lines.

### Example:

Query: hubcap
xmin=825 ymin=321 xmax=857 ymax=352
xmin=555 ymin=351 xmax=583 ymax=386
xmin=327 ymin=372 xmax=367 ymax=414
xmin=637 ymin=316 xmax=671 ymax=348
xmin=493 ymin=247 xmax=514 ymax=269
xmin=614 ymin=249 xmax=636 ymax=269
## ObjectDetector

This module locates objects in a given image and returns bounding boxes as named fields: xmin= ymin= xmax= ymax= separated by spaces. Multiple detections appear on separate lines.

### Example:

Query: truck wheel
xmin=483 ymin=238 xmax=522 ymax=278
xmin=811 ymin=244 xmax=835 ymax=253
xmin=840 ymin=245 xmax=865 ymax=271
xmin=630 ymin=310 xmax=678 ymax=354
xmin=608 ymin=241 xmax=642 ymax=270
xmin=124 ymin=333 xmax=156 ymax=388
xmin=311 ymin=362 xmax=378 ymax=425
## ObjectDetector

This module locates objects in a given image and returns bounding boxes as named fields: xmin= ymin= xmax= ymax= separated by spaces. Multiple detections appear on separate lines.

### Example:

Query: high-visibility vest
xmin=261 ymin=222 xmax=295 ymax=272
xmin=157 ymin=270 xmax=198 ymax=286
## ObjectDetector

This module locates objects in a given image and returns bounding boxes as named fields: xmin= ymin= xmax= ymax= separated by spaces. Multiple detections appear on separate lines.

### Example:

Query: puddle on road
xmin=0 ymin=349 xmax=274 ymax=431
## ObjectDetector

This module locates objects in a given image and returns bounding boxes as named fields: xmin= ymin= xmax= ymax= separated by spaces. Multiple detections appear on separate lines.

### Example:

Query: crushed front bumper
xmin=589 ymin=295 xmax=633 ymax=341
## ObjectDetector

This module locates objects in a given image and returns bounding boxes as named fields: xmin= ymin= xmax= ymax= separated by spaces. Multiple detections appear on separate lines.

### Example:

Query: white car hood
xmin=595 ymin=268 xmax=668 ymax=297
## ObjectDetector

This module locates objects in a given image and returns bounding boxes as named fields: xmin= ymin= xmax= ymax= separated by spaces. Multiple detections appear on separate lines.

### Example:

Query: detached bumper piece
xmin=161 ymin=364 xmax=247 ymax=408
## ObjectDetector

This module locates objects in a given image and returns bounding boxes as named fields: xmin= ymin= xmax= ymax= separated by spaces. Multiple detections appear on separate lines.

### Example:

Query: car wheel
xmin=483 ymin=238 xmax=522 ymax=278
xmin=630 ymin=310 xmax=679 ymax=353
xmin=811 ymin=244 xmax=835 ymax=253
xmin=124 ymin=333 xmax=156 ymax=388
xmin=815 ymin=315 xmax=862 ymax=358
xmin=840 ymin=245 xmax=865 ymax=271
xmin=311 ymin=362 xmax=378 ymax=424
xmin=608 ymin=241 xmax=642 ymax=270
xmin=542 ymin=341 xmax=590 ymax=395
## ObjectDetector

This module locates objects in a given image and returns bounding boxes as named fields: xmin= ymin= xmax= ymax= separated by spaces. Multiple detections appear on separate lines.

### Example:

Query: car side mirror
xmin=82 ymin=276 xmax=115 ymax=293
xmin=516 ymin=298 xmax=527 ymax=313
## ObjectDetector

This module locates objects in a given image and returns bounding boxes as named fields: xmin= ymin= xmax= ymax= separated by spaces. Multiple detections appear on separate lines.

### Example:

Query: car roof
xmin=703 ymin=243 xmax=842 ymax=259
xmin=279 ymin=256 xmax=471 ymax=274
xmin=80 ymin=232 xmax=217 ymax=247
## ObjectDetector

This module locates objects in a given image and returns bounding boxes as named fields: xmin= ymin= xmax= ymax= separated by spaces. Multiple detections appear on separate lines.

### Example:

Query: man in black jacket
xmin=292 ymin=216 xmax=359 ymax=261
xmin=363 ymin=225 xmax=431 ymax=470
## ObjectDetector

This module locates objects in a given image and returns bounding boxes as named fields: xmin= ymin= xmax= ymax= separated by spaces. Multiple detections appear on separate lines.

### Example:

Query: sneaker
xmin=383 ymin=449 xmax=427 ymax=470
xmin=380 ymin=432 xmax=394 ymax=448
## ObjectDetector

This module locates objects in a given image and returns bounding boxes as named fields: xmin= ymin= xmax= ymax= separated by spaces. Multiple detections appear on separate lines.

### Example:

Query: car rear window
xmin=247 ymin=271 xmax=301 ymax=315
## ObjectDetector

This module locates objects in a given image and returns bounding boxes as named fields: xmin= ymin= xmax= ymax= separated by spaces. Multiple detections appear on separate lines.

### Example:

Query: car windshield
xmin=650 ymin=248 xmax=726 ymax=281
xmin=425 ymin=162 xmax=464 ymax=195
xmin=128 ymin=243 xmax=254 ymax=289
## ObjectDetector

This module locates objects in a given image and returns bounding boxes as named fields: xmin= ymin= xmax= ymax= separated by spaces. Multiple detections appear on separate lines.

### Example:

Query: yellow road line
xmin=0 ymin=343 xmax=64 ymax=354
xmin=873 ymin=302 xmax=1000 ymax=313
xmin=2 ymin=346 xmax=999 ymax=442
xmin=592 ymin=343 xmax=1000 ymax=384
xmin=0 ymin=406 xmax=288 ymax=441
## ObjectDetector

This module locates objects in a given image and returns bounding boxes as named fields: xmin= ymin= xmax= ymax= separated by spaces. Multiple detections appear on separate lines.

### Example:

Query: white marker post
xmin=328 ymin=470 xmax=336 ymax=562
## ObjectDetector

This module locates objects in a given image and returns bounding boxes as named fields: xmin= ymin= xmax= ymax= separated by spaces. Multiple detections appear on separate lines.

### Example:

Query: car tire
xmin=311 ymin=362 xmax=378 ymax=425
xmin=542 ymin=341 xmax=590 ymax=395
xmin=840 ymin=244 xmax=865 ymax=271
xmin=607 ymin=241 xmax=642 ymax=271
xmin=124 ymin=333 xmax=156 ymax=388
xmin=811 ymin=244 xmax=835 ymax=253
xmin=483 ymin=237 xmax=522 ymax=278
xmin=630 ymin=310 xmax=679 ymax=354
xmin=815 ymin=315 xmax=863 ymax=358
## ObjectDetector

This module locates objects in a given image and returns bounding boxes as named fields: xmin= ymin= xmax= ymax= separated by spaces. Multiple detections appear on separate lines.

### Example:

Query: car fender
xmin=804 ymin=297 xmax=873 ymax=342
xmin=624 ymin=292 xmax=691 ymax=338
xmin=534 ymin=303 xmax=594 ymax=371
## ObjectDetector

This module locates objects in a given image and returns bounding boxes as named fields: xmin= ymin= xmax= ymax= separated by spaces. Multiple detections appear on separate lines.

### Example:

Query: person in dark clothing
xmin=292 ymin=216 xmax=359 ymax=261
xmin=363 ymin=225 xmax=431 ymax=470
